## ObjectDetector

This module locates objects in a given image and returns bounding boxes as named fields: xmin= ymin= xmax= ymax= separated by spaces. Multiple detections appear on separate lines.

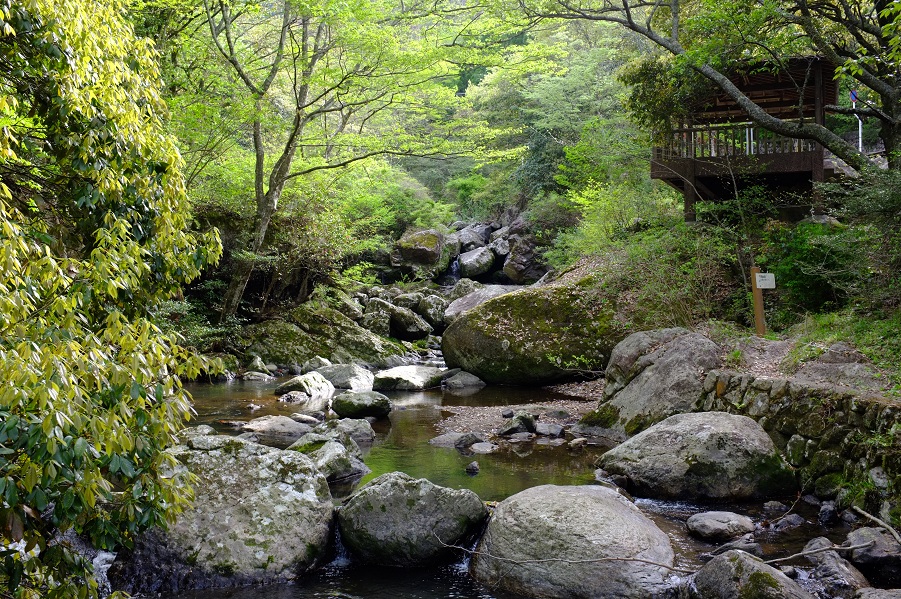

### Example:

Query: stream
xmin=161 ymin=379 xmax=853 ymax=599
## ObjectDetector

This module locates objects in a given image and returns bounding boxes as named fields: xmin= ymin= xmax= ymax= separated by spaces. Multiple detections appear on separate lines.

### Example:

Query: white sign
xmin=755 ymin=273 xmax=776 ymax=289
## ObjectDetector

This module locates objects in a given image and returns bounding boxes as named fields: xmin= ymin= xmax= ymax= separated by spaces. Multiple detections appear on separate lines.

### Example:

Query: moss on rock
xmin=441 ymin=272 xmax=627 ymax=385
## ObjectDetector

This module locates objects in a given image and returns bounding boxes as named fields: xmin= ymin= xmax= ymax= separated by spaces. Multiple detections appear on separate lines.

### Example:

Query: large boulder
xmin=803 ymin=536 xmax=870 ymax=599
xmin=502 ymin=236 xmax=547 ymax=283
xmin=596 ymin=329 xmax=722 ymax=434
xmin=108 ymin=432 xmax=332 ymax=595
xmin=458 ymin=247 xmax=495 ymax=278
xmin=470 ymin=485 xmax=676 ymax=598
xmin=366 ymin=297 xmax=433 ymax=341
xmin=313 ymin=418 xmax=376 ymax=449
xmin=240 ymin=415 xmax=312 ymax=442
xmin=274 ymin=372 xmax=335 ymax=411
xmin=337 ymin=472 xmax=487 ymax=566
xmin=331 ymin=390 xmax=392 ymax=419
xmin=373 ymin=365 xmax=445 ymax=390
xmin=686 ymin=511 xmax=755 ymax=542
xmin=598 ymin=412 xmax=797 ymax=500
xmin=238 ymin=302 xmax=405 ymax=367
xmin=416 ymin=295 xmax=449 ymax=332
xmin=391 ymin=229 xmax=453 ymax=279
xmin=315 ymin=364 xmax=374 ymax=392
xmin=458 ymin=225 xmax=490 ymax=252
xmin=444 ymin=285 xmax=521 ymax=324
xmin=847 ymin=527 xmax=901 ymax=587
xmin=442 ymin=272 xmax=623 ymax=385
xmin=692 ymin=550 xmax=815 ymax=598
xmin=306 ymin=440 xmax=370 ymax=484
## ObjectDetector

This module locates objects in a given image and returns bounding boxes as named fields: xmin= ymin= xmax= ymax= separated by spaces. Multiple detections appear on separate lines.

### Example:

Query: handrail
xmin=654 ymin=123 xmax=818 ymax=160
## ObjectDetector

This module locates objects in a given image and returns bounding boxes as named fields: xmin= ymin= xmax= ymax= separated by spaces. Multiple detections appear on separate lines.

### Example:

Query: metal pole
xmin=751 ymin=266 xmax=766 ymax=337
xmin=853 ymin=100 xmax=863 ymax=153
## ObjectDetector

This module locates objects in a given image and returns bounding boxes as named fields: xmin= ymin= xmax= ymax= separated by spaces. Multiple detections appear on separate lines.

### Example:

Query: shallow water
xmin=165 ymin=380 xmax=851 ymax=599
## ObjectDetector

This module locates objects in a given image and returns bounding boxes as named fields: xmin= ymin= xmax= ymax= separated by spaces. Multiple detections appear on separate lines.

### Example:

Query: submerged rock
xmin=847 ymin=527 xmax=901 ymax=587
xmin=470 ymin=484 xmax=676 ymax=598
xmin=240 ymin=415 xmax=311 ymax=441
xmin=692 ymin=550 xmax=815 ymax=598
xmin=598 ymin=412 xmax=797 ymax=500
xmin=337 ymin=472 xmax=487 ymax=566
xmin=108 ymin=433 xmax=332 ymax=595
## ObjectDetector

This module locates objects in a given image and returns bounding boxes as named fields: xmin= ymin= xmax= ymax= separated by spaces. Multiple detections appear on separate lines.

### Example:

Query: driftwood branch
xmin=433 ymin=533 xmax=696 ymax=574
xmin=764 ymin=541 xmax=874 ymax=565
xmin=852 ymin=506 xmax=901 ymax=545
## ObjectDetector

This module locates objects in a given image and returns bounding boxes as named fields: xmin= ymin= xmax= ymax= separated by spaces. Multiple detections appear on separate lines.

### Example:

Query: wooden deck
xmin=651 ymin=123 xmax=828 ymax=220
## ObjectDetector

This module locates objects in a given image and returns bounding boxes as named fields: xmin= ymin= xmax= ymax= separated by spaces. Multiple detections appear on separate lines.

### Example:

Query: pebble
xmin=569 ymin=437 xmax=588 ymax=449
xmin=465 ymin=461 xmax=480 ymax=475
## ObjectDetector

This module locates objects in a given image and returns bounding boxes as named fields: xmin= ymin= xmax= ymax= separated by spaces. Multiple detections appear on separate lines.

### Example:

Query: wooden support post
xmin=751 ymin=266 xmax=766 ymax=336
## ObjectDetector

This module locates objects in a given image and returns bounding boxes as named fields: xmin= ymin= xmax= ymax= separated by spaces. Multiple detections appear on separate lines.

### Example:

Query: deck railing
xmin=654 ymin=123 xmax=818 ymax=160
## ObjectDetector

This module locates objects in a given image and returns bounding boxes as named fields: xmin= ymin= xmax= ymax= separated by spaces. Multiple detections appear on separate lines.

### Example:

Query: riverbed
xmin=162 ymin=379 xmax=852 ymax=599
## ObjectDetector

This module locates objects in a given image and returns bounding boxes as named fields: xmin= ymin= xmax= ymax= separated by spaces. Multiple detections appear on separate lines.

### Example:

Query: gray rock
xmin=501 ymin=236 xmax=546 ymax=283
xmin=393 ymin=292 xmax=425 ymax=310
xmin=359 ymin=311 xmax=391 ymax=337
xmin=470 ymin=442 xmax=499 ymax=454
xmin=429 ymin=432 xmax=472 ymax=448
xmin=458 ymin=225 xmax=489 ymax=252
xmin=288 ymin=432 xmax=361 ymax=458
xmin=598 ymin=412 xmax=797 ymax=500
xmin=247 ymin=355 xmax=269 ymax=373
xmin=854 ymin=590 xmax=901 ymax=598
xmin=535 ymin=422 xmax=564 ymax=437
xmin=416 ymin=295 xmax=449 ymax=331
xmin=278 ymin=390 xmax=311 ymax=404
xmin=465 ymin=461 xmax=480 ymax=474
xmin=701 ymin=533 xmax=763 ymax=560
xmin=108 ymin=437 xmax=332 ymax=594
xmin=338 ymin=472 xmax=487 ymax=566
xmin=448 ymin=278 xmax=483 ymax=301
xmin=331 ymin=390 xmax=392 ymax=419
xmin=687 ymin=511 xmax=755 ymax=542
xmin=373 ymin=365 xmax=445 ymax=390
xmin=444 ymin=285 xmax=521 ymax=323
xmin=240 ymin=415 xmax=312 ymax=441
xmin=693 ymin=550 xmax=815 ymax=598
xmin=847 ymin=527 xmax=901 ymax=587
xmin=313 ymin=418 xmax=375 ymax=449
xmin=240 ymin=371 xmax=273 ymax=381
xmin=301 ymin=356 xmax=332 ymax=373
xmin=458 ymin=247 xmax=495 ymax=278
xmin=804 ymin=536 xmax=870 ymax=599
xmin=308 ymin=440 xmax=370 ymax=483
xmin=391 ymin=229 xmax=452 ymax=279
xmin=488 ymin=236 xmax=510 ymax=258
xmin=602 ymin=329 xmax=721 ymax=434
xmin=290 ymin=413 xmax=322 ymax=425
xmin=443 ymin=371 xmax=486 ymax=390
xmin=470 ymin=485 xmax=675 ymax=598
xmin=274 ymin=371 xmax=335 ymax=401
xmin=366 ymin=297 xmax=433 ymax=341
xmin=315 ymin=364 xmax=374 ymax=392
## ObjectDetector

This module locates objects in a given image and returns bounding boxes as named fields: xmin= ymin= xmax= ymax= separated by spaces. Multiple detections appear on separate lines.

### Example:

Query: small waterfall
xmin=437 ymin=257 xmax=461 ymax=286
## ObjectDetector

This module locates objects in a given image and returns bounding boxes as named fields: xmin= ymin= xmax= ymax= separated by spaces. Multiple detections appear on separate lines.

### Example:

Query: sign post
xmin=750 ymin=267 xmax=775 ymax=336
xmin=851 ymin=90 xmax=863 ymax=153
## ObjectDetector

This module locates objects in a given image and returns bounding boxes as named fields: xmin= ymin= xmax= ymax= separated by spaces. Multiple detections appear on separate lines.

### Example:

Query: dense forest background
xmin=2 ymin=0 xmax=901 ymax=595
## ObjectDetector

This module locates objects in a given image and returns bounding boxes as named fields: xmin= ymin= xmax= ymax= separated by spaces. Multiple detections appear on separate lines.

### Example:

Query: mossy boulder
xmin=108 ymin=431 xmax=332 ymax=594
xmin=599 ymin=412 xmax=798 ymax=500
xmin=337 ymin=472 xmax=487 ymax=567
xmin=237 ymin=302 xmax=406 ymax=367
xmin=441 ymin=272 xmax=624 ymax=385
xmin=390 ymin=229 xmax=453 ymax=279
xmin=693 ymin=550 xmax=815 ymax=598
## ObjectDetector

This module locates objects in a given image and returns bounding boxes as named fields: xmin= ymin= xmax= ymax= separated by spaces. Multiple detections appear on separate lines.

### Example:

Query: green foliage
xmin=785 ymin=310 xmax=901 ymax=393
xmin=757 ymin=221 xmax=875 ymax=323
xmin=0 ymin=1 xmax=221 ymax=596
xmin=543 ymin=182 xmax=680 ymax=267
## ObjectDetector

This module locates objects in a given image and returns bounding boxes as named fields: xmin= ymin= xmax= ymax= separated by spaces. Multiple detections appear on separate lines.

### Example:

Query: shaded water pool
xmin=164 ymin=380 xmax=851 ymax=599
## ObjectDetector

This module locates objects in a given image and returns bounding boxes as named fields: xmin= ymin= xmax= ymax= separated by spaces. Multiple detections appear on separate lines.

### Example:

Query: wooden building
xmin=651 ymin=58 xmax=839 ymax=220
